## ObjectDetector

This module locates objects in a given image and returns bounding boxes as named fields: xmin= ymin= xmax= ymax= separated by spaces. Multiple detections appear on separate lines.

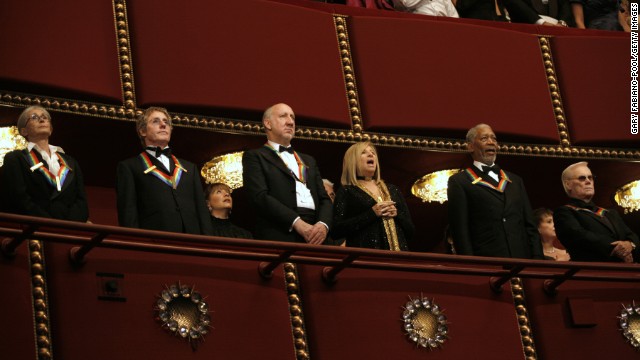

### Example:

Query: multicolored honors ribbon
xmin=27 ymin=150 xmax=71 ymax=192
xmin=264 ymin=143 xmax=308 ymax=184
xmin=565 ymin=204 xmax=607 ymax=217
xmin=139 ymin=152 xmax=186 ymax=189
xmin=465 ymin=167 xmax=511 ymax=193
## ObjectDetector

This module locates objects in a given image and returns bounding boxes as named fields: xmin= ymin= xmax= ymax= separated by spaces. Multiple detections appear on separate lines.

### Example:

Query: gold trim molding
xmin=284 ymin=263 xmax=311 ymax=360
xmin=538 ymin=36 xmax=570 ymax=147
xmin=113 ymin=0 xmax=137 ymax=118
xmin=1 ymin=91 xmax=638 ymax=160
xmin=29 ymin=240 xmax=53 ymax=360
xmin=334 ymin=15 xmax=364 ymax=134
xmin=511 ymin=278 xmax=537 ymax=360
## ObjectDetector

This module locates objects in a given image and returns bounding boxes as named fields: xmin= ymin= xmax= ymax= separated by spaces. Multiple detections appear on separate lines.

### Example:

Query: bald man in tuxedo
xmin=242 ymin=103 xmax=332 ymax=244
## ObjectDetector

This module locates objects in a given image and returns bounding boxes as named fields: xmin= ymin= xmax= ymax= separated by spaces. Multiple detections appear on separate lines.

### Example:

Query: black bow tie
xmin=279 ymin=146 xmax=294 ymax=154
xmin=482 ymin=164 xmax=500 ymax=175
xmin=147 ymin=146 xmax=171 ymax=158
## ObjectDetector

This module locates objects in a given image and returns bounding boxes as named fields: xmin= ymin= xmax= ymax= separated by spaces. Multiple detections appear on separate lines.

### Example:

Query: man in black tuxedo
xmin=242 ymin=103 xmax=332 ymax=244
xmin=447 ymin=124 xmax=542 ymax=259
xmin=505 ymin=0 xmax=574 ymax=26
xmin=455 ymin=0 xmax=510 ymax=22
xmin=1 ymin=106 xmax=88 ymax=222
xmin=116 ymin=107 xmax=212 ymax=235
xmin=554 ymin=162 xmax=638 ymax=263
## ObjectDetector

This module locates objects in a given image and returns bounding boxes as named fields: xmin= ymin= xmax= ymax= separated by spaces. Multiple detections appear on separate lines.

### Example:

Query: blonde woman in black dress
xmin=331 ymin=142 xmax=414 ymax=250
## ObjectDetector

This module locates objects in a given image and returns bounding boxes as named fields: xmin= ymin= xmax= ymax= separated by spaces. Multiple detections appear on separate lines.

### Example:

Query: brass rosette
xmin=619 ymin=301 xmax=640 ymax=349
xmin=155 ymin=283 xmax=211 ymax=344
xmin=402 ymin=296 xmax=448 ymax=349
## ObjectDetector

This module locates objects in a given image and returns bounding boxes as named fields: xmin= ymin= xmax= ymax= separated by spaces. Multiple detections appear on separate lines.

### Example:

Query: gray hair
xmin=561 ymin=161 xmax=589 ymax=195
xmin=17 ymin=106 xmax=51 ymax=131
xmin=465 ymin=123 xmax=492 ymax=143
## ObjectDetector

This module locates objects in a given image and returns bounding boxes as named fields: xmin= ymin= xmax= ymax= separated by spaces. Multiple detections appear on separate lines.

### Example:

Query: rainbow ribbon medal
xmin=139 ymin=152 xmax=186 ymax=189
xmin=465 ymin=167 xmax=511 ymax=193
xmin=27 ymin=150 xmax=71 ymax=192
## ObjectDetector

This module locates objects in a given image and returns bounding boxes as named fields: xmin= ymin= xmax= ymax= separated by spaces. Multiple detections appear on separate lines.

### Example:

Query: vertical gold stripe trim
xmin=334 ymin=15 xmax=363 ymax=134
xmin=113 ymin=0 xmax=137 ymax=119
xmin=511 ymin=277 xmax=538 ymax=360
xmin=284 ymin=263 xmax=311 ymax=360
xmin=538 ymin=36 xmax=570 ymax=147
xmin=29 ymin=240 xmax=54 ymax=360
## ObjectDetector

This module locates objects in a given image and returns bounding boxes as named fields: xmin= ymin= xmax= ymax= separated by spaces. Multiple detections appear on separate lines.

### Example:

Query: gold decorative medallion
xmin=619 ymin=302 xmax=640 ymax=349
xmin=402 ymin=296 xmax=448 ymax=349
xmin=155 ymin=283 xmax=211 ymax=348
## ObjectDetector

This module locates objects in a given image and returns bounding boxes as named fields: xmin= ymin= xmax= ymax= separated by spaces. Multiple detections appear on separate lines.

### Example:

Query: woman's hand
xmin=372 ymin=201 xmax=397 ymax=218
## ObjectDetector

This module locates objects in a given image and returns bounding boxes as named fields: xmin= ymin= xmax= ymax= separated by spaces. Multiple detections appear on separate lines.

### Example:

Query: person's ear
xmin=466 ymin=142 xmax=474 ymax=153
xmin=139 ymin=126 xmax=147 ymax=139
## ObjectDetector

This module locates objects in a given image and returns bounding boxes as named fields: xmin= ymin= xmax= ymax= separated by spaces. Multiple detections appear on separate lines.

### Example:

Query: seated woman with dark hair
xmin=205 ymin=183 xmax=253 ymax=239
xmin=533 ymin=208 xmax=570 ymax=261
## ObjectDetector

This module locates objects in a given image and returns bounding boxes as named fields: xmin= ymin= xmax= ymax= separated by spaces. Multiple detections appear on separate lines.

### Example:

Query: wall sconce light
xmin=411 ymin=169 xmax=462 ymax=203
xmin=614 ymin=180 xmax=640 ymax=214
xmin=200 ymin=151 xmax=244 ymax=189
xmin=0 ymin=126 xmax=27 ymax=167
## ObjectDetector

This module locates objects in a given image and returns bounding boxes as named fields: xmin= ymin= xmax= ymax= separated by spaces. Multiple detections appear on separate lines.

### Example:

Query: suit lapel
xmin=148 ymin=154 xmax=171 ymax=174
xmin=21 ymin=149 xmax=70 ymax=198
xmin=260 ymin=147 xmax=295 ymax=179
xmin=54 ymin=153 xmax=75 ymax=196
xmin=587 ymin=211 xmax=615 ymax=234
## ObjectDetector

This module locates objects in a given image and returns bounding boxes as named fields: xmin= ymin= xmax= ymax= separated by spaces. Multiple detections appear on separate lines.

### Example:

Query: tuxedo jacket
xmin=456 ymin=0 xmax=509 ymax=21
xmin=505 ymin=0 xmax=574 ymax=25
xmin=242 ymin=145 xmax=332 ymax=242
xmin=116 ymin=153 xmax=213 ymax=235
xmin=554 ymin=199 xmax=639 ymax=262
xmin=0 ymin=149 xmax=88 ymax=221
xmin=447 ymin=167 xmax=543 ymax=259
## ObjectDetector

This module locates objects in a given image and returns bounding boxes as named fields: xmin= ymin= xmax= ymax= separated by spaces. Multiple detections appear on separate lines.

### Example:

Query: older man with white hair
xmin=554 ymin=161 xmax=638 ymax=263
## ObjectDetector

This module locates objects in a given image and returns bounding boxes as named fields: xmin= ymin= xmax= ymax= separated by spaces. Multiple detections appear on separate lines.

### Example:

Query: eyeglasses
xmin=28 ymin=113 xmax=50 ymax=122
xmin=149 ymin=118 xmax=171 ymax=126
xmin=571 ymin=175 xmax=595 ymax=182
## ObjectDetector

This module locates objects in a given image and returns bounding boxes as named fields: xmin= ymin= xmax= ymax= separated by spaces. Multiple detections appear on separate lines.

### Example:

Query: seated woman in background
xmin=533 ymin=208 xmax=570 ymax=261
xmin=205 ymin=183 xmax=253 ymax=239
xmin=332 ymin=142 xmax=414 ymax=251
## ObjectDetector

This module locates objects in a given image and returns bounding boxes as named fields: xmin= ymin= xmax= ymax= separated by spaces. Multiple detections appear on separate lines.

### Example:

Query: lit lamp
xmin=411 ymin=169 xmax=462 ymax=203
xmin=0 ymin=126 xmax=27 ymax=167
xmin=200 ymin=151 xmax=244 ymax=189
xmin=614 ymin=180 xmax=640 ymax=214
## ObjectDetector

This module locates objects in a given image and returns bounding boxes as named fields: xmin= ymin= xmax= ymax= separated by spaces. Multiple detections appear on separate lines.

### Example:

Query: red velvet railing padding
xmin=44 ymin=243 xmax=296 ymax=360
xmin=0 ymin=1 xmax=122 ymax=104
xmin=296 ymin=264 xmax=527 ymax=360
xmin=0 ymin=245 xmax=37 ymax=360
xmin=348 ymin=16 xmax=560 ymax=143
xmin=128 ymin=0 xmax=351 ymax=128
xmin=551 ymin=35 xmax=634 ymax=146
xmin=523 ymin=278 xmax=640 ymax=359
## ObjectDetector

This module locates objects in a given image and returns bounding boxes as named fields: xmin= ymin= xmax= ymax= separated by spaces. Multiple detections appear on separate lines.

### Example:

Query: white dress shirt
xmin=474 ymin=161 xmax=500 ymax=183
xmin=268 ymin=140 xmax=315 ymax=210
xmin=28 ymin=142 xmax=63 ymax=174
xmin=146 ymin=147 xmax=171 ymax=171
